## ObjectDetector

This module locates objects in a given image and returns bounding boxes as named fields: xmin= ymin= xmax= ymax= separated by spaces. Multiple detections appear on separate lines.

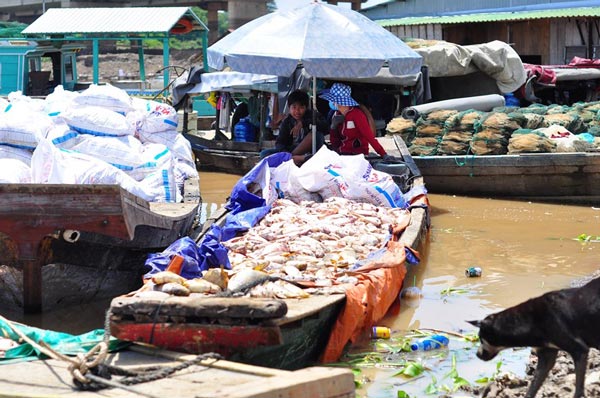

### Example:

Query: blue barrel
xmin=233 ymin=118 xmax=256 ymax=142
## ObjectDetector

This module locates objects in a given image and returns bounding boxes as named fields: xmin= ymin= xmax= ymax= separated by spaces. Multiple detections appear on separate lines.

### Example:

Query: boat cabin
xmin=0 ymin=39 xmax=82 ymax=96
xmin=14 ymin=7 xmax=208 ymax=97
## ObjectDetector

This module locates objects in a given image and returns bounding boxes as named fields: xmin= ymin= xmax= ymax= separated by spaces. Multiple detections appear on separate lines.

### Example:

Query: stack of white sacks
xmin=0 ymin=84 xmax=198 ymax=203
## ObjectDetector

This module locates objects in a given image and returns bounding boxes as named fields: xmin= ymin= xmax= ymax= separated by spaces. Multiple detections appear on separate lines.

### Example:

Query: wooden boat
xmin=0 ymin=178 xmax=201 ymax=314
xmin=0 ymin=314 xmax=353 ymax=398
xmin=108 ymin=143 xmax=429 ymax=370
xmin=0 ymin=342 xmax=354 ymax=398
xmin=183 ymin=132 xmax=266 ymax=175
xmin=411 ymin=151 xmax=600 ymax=204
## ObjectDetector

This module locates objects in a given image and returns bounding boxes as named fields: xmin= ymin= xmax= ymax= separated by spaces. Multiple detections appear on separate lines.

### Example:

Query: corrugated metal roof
xmin=22 ymin=7 xmax=207 ymax=35
xmin=379 ymin=6 xmax=600 ymax=26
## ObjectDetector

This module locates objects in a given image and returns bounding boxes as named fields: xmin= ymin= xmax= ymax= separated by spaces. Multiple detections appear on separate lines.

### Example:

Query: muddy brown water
xmin=22 ymin=172 xmax=600 ymax=397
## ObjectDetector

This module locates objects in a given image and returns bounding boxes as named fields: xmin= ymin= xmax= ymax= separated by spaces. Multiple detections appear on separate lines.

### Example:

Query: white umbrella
xmin=207 ymin=1 xmax=423 ymax=152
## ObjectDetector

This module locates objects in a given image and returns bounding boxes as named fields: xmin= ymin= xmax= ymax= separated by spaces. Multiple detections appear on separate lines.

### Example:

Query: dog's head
xmin=468 ymin=318 xmax=507 ymax=361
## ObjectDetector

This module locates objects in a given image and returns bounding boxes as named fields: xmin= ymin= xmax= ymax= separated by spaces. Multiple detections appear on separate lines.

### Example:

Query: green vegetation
xmin=0 ymin=21 xmax=27 ymax=38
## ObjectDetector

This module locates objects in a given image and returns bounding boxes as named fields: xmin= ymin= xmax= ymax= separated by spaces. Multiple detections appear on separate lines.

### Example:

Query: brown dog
xmin=468 ymin=276 xmax=600 ymax=398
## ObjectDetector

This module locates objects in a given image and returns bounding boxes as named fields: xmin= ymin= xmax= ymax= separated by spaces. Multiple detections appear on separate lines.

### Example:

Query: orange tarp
xmin=321 ymin=240 xmax=418 ymax=362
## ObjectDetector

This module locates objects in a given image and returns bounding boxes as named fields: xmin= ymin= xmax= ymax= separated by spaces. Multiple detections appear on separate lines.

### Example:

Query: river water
xmin=22 ymin=171 xmax=600 ymax=397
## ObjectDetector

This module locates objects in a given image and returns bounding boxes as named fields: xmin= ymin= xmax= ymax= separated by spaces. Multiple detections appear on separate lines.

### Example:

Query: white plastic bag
xmin=270 ymin=159 xmax=321 ymax=203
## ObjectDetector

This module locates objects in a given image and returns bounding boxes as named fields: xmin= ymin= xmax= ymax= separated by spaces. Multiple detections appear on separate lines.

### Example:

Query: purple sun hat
xmin=319 ymin=83 xmax=359 ymax=107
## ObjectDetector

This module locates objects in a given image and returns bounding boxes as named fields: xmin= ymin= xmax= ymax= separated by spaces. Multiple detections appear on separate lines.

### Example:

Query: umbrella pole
xmin=312 ymin=76 xmax=317 ymax=154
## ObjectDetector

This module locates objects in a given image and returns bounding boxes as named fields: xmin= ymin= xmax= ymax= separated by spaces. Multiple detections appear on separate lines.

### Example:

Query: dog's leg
xmin=525 ymin=347 xmax=558 ymax=398
xmin=572 ymin=349 xmax=589 ymax=398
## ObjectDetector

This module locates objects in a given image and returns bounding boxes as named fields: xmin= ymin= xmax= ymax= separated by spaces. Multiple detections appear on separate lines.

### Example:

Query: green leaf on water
xmin=441 ymin=286 xmax=469 ymax=296
xmin=397 ymin=391 xmax=410 ymax=398
xmin=463 ymin=331 xmax=480 ymax=342
xmin=402 ymin=362 xmax=425 ymax=377
xmin=392 ymin=361 xmax=424 ymax=378
xmin=424 ymin=375 xmax=438 ymax=394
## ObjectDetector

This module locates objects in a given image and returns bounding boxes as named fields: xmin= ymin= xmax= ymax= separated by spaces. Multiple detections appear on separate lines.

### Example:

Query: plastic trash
xmin=371 ymin=326 xmax=391 ymax=339
xmin=410 ymin=334 xmax=449 ymax=351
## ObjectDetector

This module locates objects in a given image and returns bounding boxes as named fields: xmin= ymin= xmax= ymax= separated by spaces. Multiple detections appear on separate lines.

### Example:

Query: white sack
xmin=60 ymin=106 xmax=135 ymax=136
xmin=0 ymin=158 xmax=31 ymax=183
xmin=72 ymin=84 xmax=133 ymax=114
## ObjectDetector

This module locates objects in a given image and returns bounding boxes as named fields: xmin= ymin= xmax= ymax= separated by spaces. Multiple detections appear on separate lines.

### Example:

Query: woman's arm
xmin=354 ymin=109 xmax=387 ymax=156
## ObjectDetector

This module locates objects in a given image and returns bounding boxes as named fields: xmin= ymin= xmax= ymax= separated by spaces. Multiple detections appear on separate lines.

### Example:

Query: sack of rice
xmin=72 ymin=84 xmax=133 ymax=114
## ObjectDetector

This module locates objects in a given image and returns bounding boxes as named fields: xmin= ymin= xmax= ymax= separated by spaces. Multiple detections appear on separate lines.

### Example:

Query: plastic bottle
xmin=410 ymin=334 xmax=449 ymax=351
xmin=233 ymin=118 xmax=255 ymax=142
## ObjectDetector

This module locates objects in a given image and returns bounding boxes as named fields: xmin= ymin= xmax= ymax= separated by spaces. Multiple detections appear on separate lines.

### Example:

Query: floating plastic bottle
xmin=410 ymin=334 xmax=449 ymax=351
xmin=371 ymin=326 xmax=391 ymax=339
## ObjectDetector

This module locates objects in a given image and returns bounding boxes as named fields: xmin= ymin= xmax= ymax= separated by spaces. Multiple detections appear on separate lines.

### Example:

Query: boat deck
xmin=0 ymin=345 xmax=354 ymax=398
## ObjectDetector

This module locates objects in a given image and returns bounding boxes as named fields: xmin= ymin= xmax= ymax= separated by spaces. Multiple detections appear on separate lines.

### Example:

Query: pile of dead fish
xmin=136 ymin=197 xmax=411 ymax=300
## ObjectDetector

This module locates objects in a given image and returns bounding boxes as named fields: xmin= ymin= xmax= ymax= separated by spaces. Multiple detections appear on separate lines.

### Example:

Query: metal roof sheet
xmin=378 ymin=6 xmax=600 ymax=26
xmin=22 ymin=7 xmax=207 ymax=35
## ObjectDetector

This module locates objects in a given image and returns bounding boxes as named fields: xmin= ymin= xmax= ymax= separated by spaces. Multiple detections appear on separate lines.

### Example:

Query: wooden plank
xmin=0 ymin=344 xmax=354 ymax=398
xmin=110 ymin=296 xmax=288 ymax=320
xmin=275 ymin=294 xmax=346 ymax=325
xmin=210 ymin=367 xmax=355 ymax=398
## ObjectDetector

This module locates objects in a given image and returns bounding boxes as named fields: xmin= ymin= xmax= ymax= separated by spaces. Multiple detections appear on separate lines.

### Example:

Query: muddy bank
xmin=76 ymin=49 xmax=202 ymax=82
xmin=481 ymin=349 xmax=600 ymax=398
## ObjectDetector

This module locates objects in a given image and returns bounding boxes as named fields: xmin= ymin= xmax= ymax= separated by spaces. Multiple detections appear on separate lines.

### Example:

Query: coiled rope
xmin=0 ymin=311 xmax=223 ymax=396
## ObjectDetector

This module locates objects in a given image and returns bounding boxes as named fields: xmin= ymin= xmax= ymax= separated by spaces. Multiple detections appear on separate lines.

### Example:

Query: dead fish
xmin=202 ymin=268 xmax=229 ymax=290
xmin=256 ymin=280 xmax=310 ymax=299
xmin=151 ymin=271 xmax=185 ymax=285
xmin=157 ymin=282 xmax=190 ymax=296
xmin=184 ymin=278 xmax=222 ymax=294
xmin=226 ymin=269 xmax=273 ymax=294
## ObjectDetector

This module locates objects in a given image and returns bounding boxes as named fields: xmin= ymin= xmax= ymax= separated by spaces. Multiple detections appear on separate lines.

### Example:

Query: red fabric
xmin=523 ymin=63 xmax=556 ymax=84
xmin=330 ymin=107 xmax=386 ymax=157
xmin=568 ymin=56 xmax=600 ymax=67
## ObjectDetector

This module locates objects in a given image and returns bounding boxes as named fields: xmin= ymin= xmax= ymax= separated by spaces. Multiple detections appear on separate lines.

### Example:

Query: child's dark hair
xmin=287 ymin=90 xmax=309 ymax=107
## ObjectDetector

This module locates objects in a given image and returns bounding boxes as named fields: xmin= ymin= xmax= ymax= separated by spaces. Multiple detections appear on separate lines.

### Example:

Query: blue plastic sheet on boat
xmin=145 ymin=153 xmax=290 ymax=277
xmin=197 ymin=224 xmax=231 ymax=271
xmin=144 ymin=236 xmax=204 ymax=279
xmin=226 ymin=152 xmax=290 ymax=214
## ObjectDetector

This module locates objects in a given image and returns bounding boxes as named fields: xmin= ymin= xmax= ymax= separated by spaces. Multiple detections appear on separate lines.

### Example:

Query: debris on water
xmin=371 ymin=326 xmax=391 ymax=339
xmin=465 ymin=266 xmax=482 ymax=277
xmin=400 ymin=286 xmax=423 ymax=299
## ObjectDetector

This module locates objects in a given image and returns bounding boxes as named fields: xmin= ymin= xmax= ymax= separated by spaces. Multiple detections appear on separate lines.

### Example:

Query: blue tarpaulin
xmin=144 ymin=153 xmax=290 ymax=278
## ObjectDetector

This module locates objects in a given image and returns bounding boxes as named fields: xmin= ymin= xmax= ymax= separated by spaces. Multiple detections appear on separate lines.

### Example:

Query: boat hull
xmin=413 ymin=152 xmax=600 ymax=204
xmin=183 ymin=132 xmax=268 ymax=175
xmin=109 ymin=295 xmax=345 ymax=370
xmin=0 ymin=179 xmax=201 ymax=313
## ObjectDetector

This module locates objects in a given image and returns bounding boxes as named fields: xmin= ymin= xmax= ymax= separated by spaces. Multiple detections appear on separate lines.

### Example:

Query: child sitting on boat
xmin=259 ymin=90 xmax=328 ymax=165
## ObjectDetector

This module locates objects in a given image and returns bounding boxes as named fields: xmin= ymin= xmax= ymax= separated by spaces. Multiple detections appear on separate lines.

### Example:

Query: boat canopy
xmin=21 ymin=7 xmax=209 ymax=89
xmin=186 ymin=71 xmax=279 ymax=94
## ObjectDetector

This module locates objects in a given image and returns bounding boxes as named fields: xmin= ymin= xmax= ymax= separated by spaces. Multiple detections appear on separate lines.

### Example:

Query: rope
xmin=0 ymin=312 xmax=223 ymax=395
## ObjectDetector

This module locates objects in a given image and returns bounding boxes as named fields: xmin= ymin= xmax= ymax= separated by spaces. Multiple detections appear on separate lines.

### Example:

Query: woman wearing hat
xmin=320 ymin=83 xmax=388 ymax=158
